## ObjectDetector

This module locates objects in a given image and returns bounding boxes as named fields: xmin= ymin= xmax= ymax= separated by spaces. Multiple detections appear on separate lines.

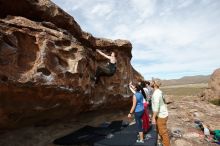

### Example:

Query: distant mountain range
xmin=161 ymin=75 xmax=210 ymax=86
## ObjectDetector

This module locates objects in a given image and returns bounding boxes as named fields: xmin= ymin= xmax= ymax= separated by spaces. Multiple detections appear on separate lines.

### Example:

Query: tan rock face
xmin=201 ymin=68 xmax=220 ymax=100
xmin=0 ymin=0 xmax=142 ymax=129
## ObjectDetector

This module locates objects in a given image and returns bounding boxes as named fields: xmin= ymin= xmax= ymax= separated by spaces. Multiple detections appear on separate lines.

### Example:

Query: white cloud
xmin=177 ymin=0 xmax=195 ymax=8
xmin=52 ymin=0 xmax=220 ymax=79
xmin=91 ymin=3 xmax=113 ymax=17
xmin=130 ymin=0 xmax=156 ymax=22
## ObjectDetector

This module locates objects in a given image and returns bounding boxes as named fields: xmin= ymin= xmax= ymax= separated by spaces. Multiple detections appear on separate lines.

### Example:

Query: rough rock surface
xmin=0 ymin=0 xmax=142 ymax=129
xmin=201 ymin=68 xmax=220 ymax=101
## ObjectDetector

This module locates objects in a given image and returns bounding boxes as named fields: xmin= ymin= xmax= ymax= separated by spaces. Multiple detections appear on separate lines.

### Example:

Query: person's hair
xmin=145 ymin=81 xmax=150 ymax=86
xmin=134 ymin=83 xmax=147 ymax=100
xmin=113 ymin=52 xmax=117 ymax=57
xmin=141 ymin=88 xmax=147 ymax=100
xmin=140 ymin=81 xmax=146 ymax=88
xmin=153 ymin=79 xmax=162 ymax=87
xmin=134 ymin=83 xmax=141 ymax=92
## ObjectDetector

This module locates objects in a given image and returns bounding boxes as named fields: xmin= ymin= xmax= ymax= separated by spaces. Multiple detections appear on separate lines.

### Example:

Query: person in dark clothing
xmin=92 ymin=49 xmax=117 ymax=84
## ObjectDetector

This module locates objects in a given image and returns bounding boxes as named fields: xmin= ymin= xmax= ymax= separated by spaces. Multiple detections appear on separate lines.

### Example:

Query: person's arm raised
xmin=129 ymin=82 xmax=136 ymax=94
xmin=96 ymin=49 xmax=111 ymax=59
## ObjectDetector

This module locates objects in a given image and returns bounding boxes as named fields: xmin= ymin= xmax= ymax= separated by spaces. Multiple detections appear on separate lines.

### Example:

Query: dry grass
xmin=161 ymin=83 xmax=208 ymax=88
xmin=161 ymin=83 xmax=208 ymax=97
xmin=210 ymin=99 xmax=220 ymax=106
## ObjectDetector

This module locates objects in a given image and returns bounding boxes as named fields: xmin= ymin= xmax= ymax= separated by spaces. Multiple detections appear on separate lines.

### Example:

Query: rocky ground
xmin=167 ymin=95 xmax=220 ymax=146
xmin=0 ymin=95 xmax=219 ymax=146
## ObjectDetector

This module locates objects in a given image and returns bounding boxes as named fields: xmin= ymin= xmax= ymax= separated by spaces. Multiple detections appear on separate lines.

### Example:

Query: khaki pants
xmin=156 ymin=117 xmax=170 ymax=146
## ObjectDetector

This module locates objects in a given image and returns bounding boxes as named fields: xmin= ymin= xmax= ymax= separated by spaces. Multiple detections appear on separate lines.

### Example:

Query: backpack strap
xmin=162 ymin=93 xmax=167 ymax=104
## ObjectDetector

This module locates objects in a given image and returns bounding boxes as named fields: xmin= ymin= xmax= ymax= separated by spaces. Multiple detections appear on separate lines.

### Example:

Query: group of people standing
xmin=128 ymin=79 xmax=170 ymax=146
xmin=92 ymin=49 xmax=169 ymax=145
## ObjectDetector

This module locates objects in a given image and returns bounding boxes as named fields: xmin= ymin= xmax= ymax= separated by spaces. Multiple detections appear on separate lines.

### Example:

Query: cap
xmin=152 ymin=78 xmax=162 ymax=87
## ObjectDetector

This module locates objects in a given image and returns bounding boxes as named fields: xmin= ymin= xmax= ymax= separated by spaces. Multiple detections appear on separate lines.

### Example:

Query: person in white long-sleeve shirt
xmin=152 ymin=89 xmax=168 ymax=118
xmin=151 ymin=79 xmax=170 ymax=146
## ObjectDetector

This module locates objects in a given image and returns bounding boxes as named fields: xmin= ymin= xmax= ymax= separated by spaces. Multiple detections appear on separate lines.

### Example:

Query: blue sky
xmin=52 ymin=0 xmax=220 ymax=79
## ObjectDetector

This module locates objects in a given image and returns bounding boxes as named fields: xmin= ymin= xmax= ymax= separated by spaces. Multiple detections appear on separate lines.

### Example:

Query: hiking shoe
xmin=136 ymin=139 xmax=144 ymax=143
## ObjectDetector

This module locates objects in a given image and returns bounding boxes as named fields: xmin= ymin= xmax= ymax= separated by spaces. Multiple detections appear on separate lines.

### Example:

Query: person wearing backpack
xmin=151 ymin=79 xmax=170 ymax=146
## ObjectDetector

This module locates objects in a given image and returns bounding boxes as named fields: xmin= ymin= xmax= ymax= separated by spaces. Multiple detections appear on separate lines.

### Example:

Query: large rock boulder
xmin=201 ymin=68 xmax=220 ymax=101
xmin=0 ymin=0 xmax=142 ymax=129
